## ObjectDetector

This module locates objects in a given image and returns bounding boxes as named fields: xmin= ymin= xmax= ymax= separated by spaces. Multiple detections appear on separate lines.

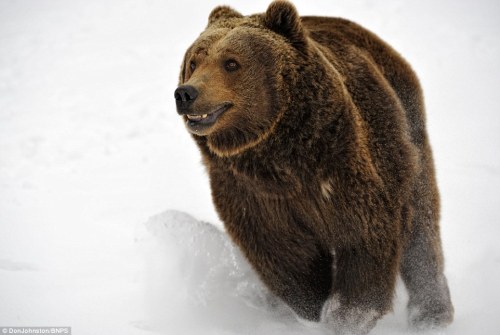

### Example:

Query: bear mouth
xmin=185 ymin=103 xmax=232 ymax=134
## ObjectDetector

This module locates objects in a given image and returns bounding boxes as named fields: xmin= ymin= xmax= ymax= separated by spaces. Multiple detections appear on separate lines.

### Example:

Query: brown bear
xmin=174 ymin=1 xmax=453 ymax=334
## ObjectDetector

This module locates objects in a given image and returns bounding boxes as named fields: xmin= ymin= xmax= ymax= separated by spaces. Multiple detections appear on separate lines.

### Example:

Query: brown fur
xmin=175 ymin=1 xmax=453 ymax=333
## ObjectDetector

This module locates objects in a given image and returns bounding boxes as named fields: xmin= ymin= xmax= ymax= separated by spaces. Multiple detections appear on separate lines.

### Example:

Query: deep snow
xmin=1 ymin=0 xmax=499 ymax=334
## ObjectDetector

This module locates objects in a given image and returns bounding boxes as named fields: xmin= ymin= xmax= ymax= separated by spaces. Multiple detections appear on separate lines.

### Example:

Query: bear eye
xmin=224 ymin=59 xmax=240 ymax=72
xmin=189 ymin=61 xmax=196 ymax=72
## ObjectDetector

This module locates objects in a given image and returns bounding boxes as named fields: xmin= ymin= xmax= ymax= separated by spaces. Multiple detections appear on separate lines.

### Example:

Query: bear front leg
xmin=400 ymin=171 xmax=454 ymax=330
xmin=244 ymin=242 xmax=334 ymax=322
xmin=322 ymin=246 xmax=399 ymax=335
xmin=400 ymin=221 xmax=454 ymax=330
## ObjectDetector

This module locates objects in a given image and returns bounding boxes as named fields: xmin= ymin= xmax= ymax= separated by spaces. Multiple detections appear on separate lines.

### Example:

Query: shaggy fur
xmin=175 ymin=1 xmax=453 ymax=333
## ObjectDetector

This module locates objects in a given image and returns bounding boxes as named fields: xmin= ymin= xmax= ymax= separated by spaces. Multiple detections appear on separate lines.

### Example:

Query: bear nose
xmin=174 ymin=85 xmax=199 ymax=110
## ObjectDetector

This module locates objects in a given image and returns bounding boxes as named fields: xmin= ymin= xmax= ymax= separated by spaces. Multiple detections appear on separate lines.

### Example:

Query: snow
xmin=0 ymin=0 xmax=499 ymax=334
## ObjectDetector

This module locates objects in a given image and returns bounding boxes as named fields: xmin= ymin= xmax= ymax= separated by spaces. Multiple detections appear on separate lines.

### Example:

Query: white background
xmin=1 ymin=0 xmax=499 ymax=334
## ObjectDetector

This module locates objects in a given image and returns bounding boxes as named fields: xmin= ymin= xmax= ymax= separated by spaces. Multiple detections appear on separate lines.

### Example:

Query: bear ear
xmin=208 ymin=6 xmax=243 ymax=25
xmin=263 ymin=0 xmax=307 ymax=51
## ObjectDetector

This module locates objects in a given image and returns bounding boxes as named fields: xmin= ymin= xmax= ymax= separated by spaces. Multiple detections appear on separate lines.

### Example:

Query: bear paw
xmin=321 ymin=296 xmax=381 ymax=335
xmin=408 ymin=301 xmax=454 ymax=331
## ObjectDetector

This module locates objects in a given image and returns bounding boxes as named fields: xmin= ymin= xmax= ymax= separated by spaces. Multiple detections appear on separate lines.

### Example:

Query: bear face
xmin=177 ymin=27 xmax=275 ymax=156
xmin=176 ymin=2 xmax=310 ymax=157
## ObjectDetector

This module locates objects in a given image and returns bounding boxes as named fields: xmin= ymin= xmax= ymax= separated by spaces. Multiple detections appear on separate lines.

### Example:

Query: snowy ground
xmin=1 ymin=0 xmax=499 ymax=334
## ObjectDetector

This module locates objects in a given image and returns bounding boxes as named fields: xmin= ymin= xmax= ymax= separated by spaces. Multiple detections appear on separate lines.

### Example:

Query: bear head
xmin=175 ymin=1 xmax=310 ymax=157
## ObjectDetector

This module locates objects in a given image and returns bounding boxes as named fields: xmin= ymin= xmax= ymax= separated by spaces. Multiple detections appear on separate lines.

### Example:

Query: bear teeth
xmin=187 ymin=114 xmax=208 ymax=121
